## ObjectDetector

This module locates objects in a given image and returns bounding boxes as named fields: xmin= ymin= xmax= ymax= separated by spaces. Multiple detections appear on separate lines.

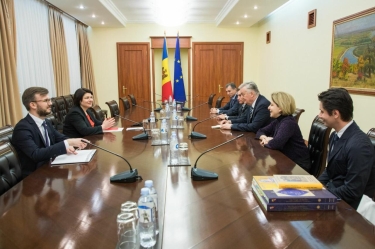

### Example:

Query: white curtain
xmin=62 ymin=15 xmax=81 ymax=94
xmin=14 ymin=0 xmax=55 ymax=116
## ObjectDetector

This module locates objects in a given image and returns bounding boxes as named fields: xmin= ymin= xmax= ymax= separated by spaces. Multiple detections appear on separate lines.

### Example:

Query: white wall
xmin=88 ymin=23 xmax=258 ymax=107
xmin=256 ymin=0 xmax=375 ymax=137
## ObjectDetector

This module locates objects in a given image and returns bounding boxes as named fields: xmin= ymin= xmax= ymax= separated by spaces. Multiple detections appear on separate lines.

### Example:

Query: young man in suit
xmin=12 ymin=87 xmax=87 ymax=178
xmin=317 ymin=88 xmax=375 ymax=209
xmin=220 ymin=82 xmax=272 ymax=132
xmin=210 ymin=82 xmax=239 ymax=114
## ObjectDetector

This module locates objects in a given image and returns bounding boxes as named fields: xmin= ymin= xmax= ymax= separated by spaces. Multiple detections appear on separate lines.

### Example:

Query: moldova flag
xmin=173 ymin=34 xmax=186 ymax=102
xmin=162 ymin=37 xmax=173 ymax=102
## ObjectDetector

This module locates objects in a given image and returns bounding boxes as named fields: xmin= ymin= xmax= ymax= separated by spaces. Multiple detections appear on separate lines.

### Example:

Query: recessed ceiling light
xmin=236 ymin=21 xmax=239 ymax=25
xmin=254 ymin=6 xmax=258 ymax=10
xmin=244 ymin=14 xmax=248 ymax=18
xmin=79 ymin=5 xmax=84 ymax=9
xmin=92 ymin=14 xmax=96 ymax=18
xmin=101 ymin=21 xmax=105 ymax=25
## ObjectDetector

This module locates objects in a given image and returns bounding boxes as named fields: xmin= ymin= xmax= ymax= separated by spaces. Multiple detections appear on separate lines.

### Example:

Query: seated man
xmin=12 ymin=87 xmax=87 ymax=178
xmin=220 ymin=82 xmax=272 ymax=132
xmin=317 ymin=88 xmax=375 ymax=209
xmin=216 ymin=92 xmax=248 ymax=122
xmin=210 ymin=82 xmax=239 ymax=114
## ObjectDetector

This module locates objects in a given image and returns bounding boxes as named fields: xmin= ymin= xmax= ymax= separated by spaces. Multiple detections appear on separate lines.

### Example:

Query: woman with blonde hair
xmin=255 ymin=92 xmax=311 ymax=171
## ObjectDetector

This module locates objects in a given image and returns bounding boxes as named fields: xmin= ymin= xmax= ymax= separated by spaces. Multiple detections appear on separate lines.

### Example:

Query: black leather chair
xmin=88 ymin=105 xmax=105 ymax=121
xmin=45 ymin=114 xmax=59 ymax=130
xmin=366 ymin=128 xmax=375 ymax=149
xmin=215 ymin=96 xmax=225 ymax=108
xmin=51 ymin=98 xmax=63 ymax=131
xmin=62 ymin=95 xmax=74 ymax=112
xmin=0 ymin=125 xmax=13 ymax=144
xmin=128 ymin=94 xmax=137 ymax=106
xmin=208 ymin=93 xmax=216 ymax=105
xmin=307 ymin=116 xmax=332 ymax=177
xmin=0 ymin=142 xmax=22 ymax=195
xmin=105 ymin=100 xmax=120 ymax=118
xmin=120 ymin=97 xmax=131 ymax=110
xmin=292 ymin=108 xmax=305 ymax=124
xmin=54 ymin=97 xmax=68 ymax=125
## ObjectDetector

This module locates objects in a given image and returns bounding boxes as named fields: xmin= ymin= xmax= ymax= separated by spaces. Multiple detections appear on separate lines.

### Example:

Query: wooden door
xmin=117 ymin=43 xmax=150 ymax=113
xmin=192 ymin=42 xmax=243 ymax=106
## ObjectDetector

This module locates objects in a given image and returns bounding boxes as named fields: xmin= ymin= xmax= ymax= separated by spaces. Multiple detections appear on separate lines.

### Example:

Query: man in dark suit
xmin=317 ymin=88 xmax=375 ymax=209
xmin=12 ymin=87 xmax=87 ymax=178
xmin=220 ymin=82 xmax=272 ymax=132
xmin=210 ymin=82 xmax=239 ymax=114
xmin=216 ymin=92 xmax=248 ymax=122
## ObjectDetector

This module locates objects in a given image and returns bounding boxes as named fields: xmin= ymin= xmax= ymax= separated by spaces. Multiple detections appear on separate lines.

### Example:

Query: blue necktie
xmin=329 ymin=133 xmax=339 ymax=156
xmin=247 ymin=106 xmax=254 ymax=123
xmin=42 ymin=121 xmax=50 ymax=147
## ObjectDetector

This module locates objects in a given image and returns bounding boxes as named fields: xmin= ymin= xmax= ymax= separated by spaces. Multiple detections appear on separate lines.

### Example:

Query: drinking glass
xmin=143 ymin=119 xmax=149 ymax=130
xmin=151 ymin=129 xmax=161 ymax=144
xmin=179 ymin=142 xmax=189 ymax=164
xmin=177 ymin=116 xmax=184 ymax=128
xmin=116 ymin=213 xmax=137 ymax=249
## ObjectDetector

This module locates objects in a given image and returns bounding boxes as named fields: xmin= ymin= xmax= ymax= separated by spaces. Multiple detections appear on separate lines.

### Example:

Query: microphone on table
xmin=191 ymin=134 xmax=244 ymax=181
xmin=81 ymin=139 xmax=143 ymax=183
xmin=116 ymin=115 xmax=150 ymax=140
xmin=143 ymin=101 xmax=162 ymax=112
xmin=189 ymin=116 xmax=213 ymax=139
xmin=185 ymin=102 xmax=209 ymax=121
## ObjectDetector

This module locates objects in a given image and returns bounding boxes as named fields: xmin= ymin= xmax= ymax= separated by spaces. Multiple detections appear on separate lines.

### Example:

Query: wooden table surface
xmin=1 ymin=104 xmax=374 ymax=249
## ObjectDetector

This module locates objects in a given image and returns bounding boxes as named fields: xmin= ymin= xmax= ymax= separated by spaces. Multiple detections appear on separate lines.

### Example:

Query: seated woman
xmin=255 ymin=92 xmax=311 ymax=171
xmin=63 ymin=88 xmax=115 ymax=138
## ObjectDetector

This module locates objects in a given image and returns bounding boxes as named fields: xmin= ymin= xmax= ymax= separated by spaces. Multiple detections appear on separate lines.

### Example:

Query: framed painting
xmin=330 ymin=7 xmax=375 ymax=95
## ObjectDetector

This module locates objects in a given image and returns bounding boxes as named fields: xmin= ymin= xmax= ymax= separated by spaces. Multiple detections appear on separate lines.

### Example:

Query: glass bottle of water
xmin=145 ymin=180 xmax=159 ymax=235
xmin=170 ymin=131 xmax=179 ymax=165
xmin=137 ymin=188 xmax=156 ymax=248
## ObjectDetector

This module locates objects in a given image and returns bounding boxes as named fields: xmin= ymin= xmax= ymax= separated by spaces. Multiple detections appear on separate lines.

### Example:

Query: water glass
xmin=121 ymin=201 xmax=138 ymax=220
xmin=179 ymin=142 xmax=189 ymax=164
xmin=176 ymin=104 xmax=182 ymax=113
xmin=177 ymin=116 xmax=184 ymax=128
xmin=160 ymin=109 xmax=166 ymax=119
xmin=143 ymin=119 xmax=149 ymax=130
xmin=116 ymin=213 xmax=137 ymax=249
xmin=151 ymin=129 xmax=161 ymax=144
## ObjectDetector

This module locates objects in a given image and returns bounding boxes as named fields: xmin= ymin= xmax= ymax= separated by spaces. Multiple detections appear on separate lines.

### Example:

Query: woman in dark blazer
xmin=63 ymin=88 xmax=115 ymax=138
xmin=255 ymin=92 xmax=311 ymax=172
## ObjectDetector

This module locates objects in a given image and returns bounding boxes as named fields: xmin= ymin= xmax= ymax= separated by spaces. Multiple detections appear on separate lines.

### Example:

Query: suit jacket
xmin=318 ymin=121 xmax=375 ymax=209
xmin=231 ymin=94 xmax=272 ymax=132
xmin=228 ymin=104 xmax=249 ymax=122
xmin=12 ymin=114 xmax=68 ymax=177
xmin=63 ymin=106 xmax=103 ymax=138
xmin=219 ymin=95 xmax=238 ymax=114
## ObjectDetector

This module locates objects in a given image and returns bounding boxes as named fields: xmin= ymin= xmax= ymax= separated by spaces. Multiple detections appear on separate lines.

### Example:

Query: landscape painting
xmin=330 ymin=7 xmax=375 ymax=95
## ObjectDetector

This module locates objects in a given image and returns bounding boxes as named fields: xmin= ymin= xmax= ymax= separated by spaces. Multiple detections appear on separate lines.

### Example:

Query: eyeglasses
xmin=32 ymin=98 xmax=52 ymax=103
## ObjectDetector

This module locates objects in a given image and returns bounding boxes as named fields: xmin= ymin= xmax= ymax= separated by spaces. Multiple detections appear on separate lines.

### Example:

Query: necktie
xmin=247 ymin=106 xmax=254 ymax=123
xmin=42 ymin=121 xmax=50 ymax=147
xmin=329 ymin=133 xmax=339 ymax=156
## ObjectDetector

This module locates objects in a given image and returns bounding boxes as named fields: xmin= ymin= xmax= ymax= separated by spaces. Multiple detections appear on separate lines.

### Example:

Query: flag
xmin=162 ymin=36 xmax=173 ymax=102
xmin=173 ymin=34 xmax=186 ymax=102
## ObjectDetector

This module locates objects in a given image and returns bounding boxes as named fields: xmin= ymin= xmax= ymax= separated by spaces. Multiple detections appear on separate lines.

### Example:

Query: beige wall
xmin=256 ymin=0 xmax=375 ymax=137
xmin=88 ymin=23 xmax=258 ymax=107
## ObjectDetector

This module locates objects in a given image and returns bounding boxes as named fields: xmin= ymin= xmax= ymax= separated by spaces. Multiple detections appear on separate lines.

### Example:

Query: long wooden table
xmin=1 ymin=105 xmax=375 ymax=248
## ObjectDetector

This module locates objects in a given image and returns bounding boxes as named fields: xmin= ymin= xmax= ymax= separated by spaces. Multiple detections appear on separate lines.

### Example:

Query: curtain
xmin=0 ymin=0 xmax=22 ymax=126
xmin=77 ymin=23 xmax=98 ymax=102
xmin=48 ymin=7 xmax=70 ymax=96
xmin=14 ymin=0 xmax=55 ymax=116
xmin=62 ymin=15 xmax=81 ymax=94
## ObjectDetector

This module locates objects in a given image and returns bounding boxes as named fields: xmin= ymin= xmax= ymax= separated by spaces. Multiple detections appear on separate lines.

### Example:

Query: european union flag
xmin=173 ymin=34 xmax=186 ymax=102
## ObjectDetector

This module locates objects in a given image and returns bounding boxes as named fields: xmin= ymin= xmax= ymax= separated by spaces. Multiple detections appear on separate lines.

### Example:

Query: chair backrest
xmin=208 ymin=93 xmax=216 ymax=105
xmin=50 ymin=98 xmax=63 ymax=131
xmin=120 ymin=97 xmax=131 ymax=110
xmin=54 ymin=97 xmax=68 ymax=124
xmin=307 ymin=116 xmax=332 ymax=177
xmin=105 ymin=100 xmax=120 ymax=118
xmin=0 ymin=125 xmax=13 ymax=144
xmin=128 ymin=94 xmax=137 ymax=106
xmin=88 ymin=105 xmax=105 ymax=121
xmin=45 ymin=114 xmax=58 ymax=130
xmin=292 ymin=108 xmax=305 ymax=124
xmin=366 ymin=128 xmax=375 ymax=150
xmin=0 ymin=142 xmax=22 ymax=195
xmin=215 ymin=96 xmax=225 ymax=108
xmin=62 ymin=95 xmax=74 ymax=112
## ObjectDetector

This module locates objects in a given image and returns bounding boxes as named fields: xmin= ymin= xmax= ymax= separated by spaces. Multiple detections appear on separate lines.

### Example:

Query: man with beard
xmin=12 ymin=87 xmax=87 ymax=178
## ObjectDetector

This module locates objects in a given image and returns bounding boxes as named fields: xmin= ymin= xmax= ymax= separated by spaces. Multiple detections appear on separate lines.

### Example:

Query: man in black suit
xmin=210 ymin=82 xmax=239 ymax=114
xmin=216 ymin=92 xmax=248 ymax=122
xmin=220 ymin=82 xmax=272 ymax=132
xmin=317 ymin=88 xmax=375 ymax=209
xmin=12 ymin=87 xmax=87 ymax=178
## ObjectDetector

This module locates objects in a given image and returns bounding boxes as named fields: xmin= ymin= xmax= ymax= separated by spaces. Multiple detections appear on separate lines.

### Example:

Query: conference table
xmin=1 ymin=104 xmax=375 ymax=249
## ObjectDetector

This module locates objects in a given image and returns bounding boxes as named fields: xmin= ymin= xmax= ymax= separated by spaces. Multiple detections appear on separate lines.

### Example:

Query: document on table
xmin=211 ymin=125 xmax=221 ymax=129
xmin=103 ymin=127 xmax=124 ymax=133
xmin=51 ymin=149 xmax=97 ymax=165
xmin=126 ymin=127 xmax=144 ymax=131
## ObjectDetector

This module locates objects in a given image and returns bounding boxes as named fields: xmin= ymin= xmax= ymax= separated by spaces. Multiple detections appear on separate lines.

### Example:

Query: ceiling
xmin=47 ymin=0 xmax=289 ymax=28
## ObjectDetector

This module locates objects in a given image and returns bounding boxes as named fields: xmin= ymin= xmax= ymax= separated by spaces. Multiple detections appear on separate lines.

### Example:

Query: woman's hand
xmin=102 ymin=117 xmax=115 ymax=130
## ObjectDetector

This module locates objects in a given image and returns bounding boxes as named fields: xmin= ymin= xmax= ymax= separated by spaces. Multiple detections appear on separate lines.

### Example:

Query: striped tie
xmin=42 ymin=121 xmax=50 ymax=147
xmin=247 ymin=106 xmax=254 ymax=123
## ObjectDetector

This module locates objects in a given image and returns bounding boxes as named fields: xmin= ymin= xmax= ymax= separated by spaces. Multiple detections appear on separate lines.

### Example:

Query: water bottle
xmin=172 ymin=99 xmax=176 ymax=111
xmin=170 ymin=132 xmax=179 ymax=165
xmin=160 ymin=119 xmax=168 ymax=144
xmin=149 ymin=112 xmax=156 ymax=129
xmin=145 ymin=180 xmax=159 ymax=235
xmin=165 ymin=101 xmax=170 ymax=119
xmin=172 ymin=109 xmax=178 ymax=128
xmin=138 ymin=188 xmax=156 ymax=248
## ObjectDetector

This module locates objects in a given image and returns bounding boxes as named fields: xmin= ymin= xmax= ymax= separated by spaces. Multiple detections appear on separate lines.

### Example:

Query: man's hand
xmin=66 ymin=146 xmax=78 ymax=155
xmin=216 ymin=114 xmax=226 ymax=120
xmin=67 ymin=138 xmax=87 ymax=149
xmin=210 ymin=108 xmax=219 ymax=114
xmin=220 ymin=123 xmax=232 ymax=130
